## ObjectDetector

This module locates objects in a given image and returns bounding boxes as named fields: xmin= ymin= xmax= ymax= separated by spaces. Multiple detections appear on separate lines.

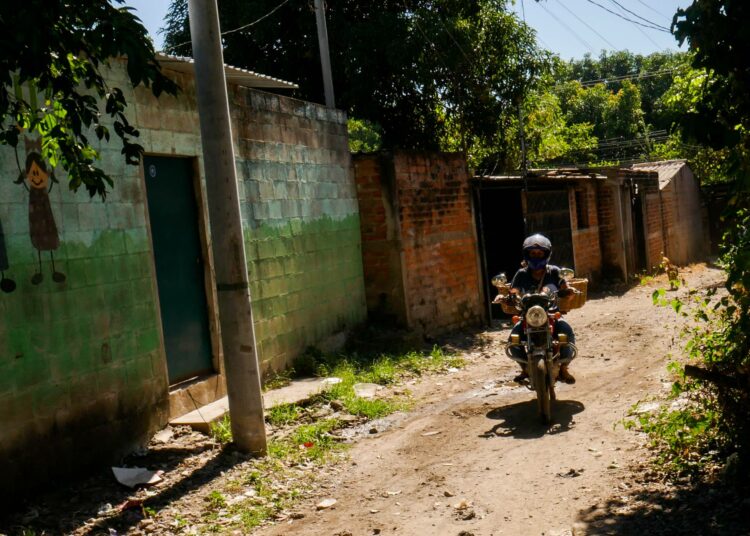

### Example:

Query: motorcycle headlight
xmin=525 ymin=305 xmax=548 ymax=328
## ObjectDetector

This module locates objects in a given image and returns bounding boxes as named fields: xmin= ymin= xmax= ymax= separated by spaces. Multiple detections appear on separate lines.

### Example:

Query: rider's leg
xmin=555 ymin=320 xmax=576 ymax=384
xmin=508 ymin=321 xmax=528 ymax=382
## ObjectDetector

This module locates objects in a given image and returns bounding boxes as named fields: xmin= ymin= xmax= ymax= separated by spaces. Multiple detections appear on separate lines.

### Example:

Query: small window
xmin=575 ymin=189 xmax=589 ymax=229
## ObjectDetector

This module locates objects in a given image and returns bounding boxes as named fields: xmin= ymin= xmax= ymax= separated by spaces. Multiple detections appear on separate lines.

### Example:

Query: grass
xmin=209 ymin=414 xmax=233 ymax=444
xmin=313 ymin=345 xmax=464 ymax=418
xmin=197 ymin=341 xmax=464 ymax=532
xmin=266 ymin=402 xmax=304 ymax=426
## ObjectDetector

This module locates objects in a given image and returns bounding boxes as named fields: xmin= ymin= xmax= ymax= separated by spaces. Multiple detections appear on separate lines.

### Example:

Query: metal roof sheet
xmin=476 ymin=169 xmax=606 ymax=181
xmin=631 ymin=160 xmax=688 ymax=189
xmin=156 ymin=53 xmax=298 ymax=90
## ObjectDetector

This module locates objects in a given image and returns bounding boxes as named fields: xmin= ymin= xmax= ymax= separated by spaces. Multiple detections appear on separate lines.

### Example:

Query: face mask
xmin=527 ymin=257 xmax=548 ymax=271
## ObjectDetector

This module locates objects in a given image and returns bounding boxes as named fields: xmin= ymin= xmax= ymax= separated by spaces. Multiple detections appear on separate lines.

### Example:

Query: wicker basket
xmin=559 ymin=278 xmax=588 ymax=313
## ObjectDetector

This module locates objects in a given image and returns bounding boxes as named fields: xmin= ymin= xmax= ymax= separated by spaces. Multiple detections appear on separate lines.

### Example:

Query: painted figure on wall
xmin=14 ymin=148 xmax=66 ymax=284
xmin=0 ymin=218 xmax=16 ymax=293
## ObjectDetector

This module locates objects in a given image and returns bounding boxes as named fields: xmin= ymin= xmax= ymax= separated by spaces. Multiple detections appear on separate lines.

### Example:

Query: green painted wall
xmin=0 ymin=62 xmax=365 ymax=498
xmin=0 ymin=133 xmax=168 ymax=497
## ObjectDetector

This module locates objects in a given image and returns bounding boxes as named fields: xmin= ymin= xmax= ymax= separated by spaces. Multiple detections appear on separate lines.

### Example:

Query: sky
xmin=124 ymin=0 xmax=692 ymax=60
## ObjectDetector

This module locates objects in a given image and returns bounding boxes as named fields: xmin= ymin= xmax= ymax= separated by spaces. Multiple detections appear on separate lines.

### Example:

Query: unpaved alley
xmin=257 ymin=266 xmax=723 ymax=536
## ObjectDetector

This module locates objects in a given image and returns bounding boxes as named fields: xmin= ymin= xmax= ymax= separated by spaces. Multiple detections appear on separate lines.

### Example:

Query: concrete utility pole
xmin=314 ymin=0 xmax=335 ymax=108
xmin=187 ymin=0 xmax=267 ymax=455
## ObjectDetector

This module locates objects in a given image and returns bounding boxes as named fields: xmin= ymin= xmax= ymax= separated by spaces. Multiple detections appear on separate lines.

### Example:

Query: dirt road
xmin=258 ymin=266 xmax=722 ymax=536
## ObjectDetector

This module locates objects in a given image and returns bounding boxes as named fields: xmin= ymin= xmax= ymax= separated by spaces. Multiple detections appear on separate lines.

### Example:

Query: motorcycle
xmin=492 ymin=270 xmax=579 ymax=424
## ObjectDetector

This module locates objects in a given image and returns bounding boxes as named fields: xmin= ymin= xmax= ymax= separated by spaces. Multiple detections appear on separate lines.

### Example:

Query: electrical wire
xmin=607 ymin=0 xmax=671 ymax=31
xmin=574 ymin=67 xmax=682 ymax=87
xmin=634 ymin=0 xmax=673 ymax=23
xmin=161 ymin=0 xmax=293 ymax=53
xmin=554 ymin=0 xmax=617 ymax=50
xmin=583 ymin=0 xmax=670 ymax=33
xmin=537 ymin=1 xmax=595 ymax=54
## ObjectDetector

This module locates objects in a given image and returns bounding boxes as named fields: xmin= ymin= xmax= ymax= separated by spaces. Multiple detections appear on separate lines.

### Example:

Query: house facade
xmin=0 ymin=58 xmax=366 ymax=499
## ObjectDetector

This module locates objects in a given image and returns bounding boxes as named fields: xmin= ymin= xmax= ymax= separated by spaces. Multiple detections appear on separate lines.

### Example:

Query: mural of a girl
xmin=14 ymin=146 xmax=66 ymax=284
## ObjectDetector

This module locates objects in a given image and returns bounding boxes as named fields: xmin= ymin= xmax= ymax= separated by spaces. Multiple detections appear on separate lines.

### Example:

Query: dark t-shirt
xmin=511 ymin=265 xmax=566 ymax=294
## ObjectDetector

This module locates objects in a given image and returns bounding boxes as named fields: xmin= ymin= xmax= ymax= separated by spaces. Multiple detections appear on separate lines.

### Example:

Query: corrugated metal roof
xmin=476 ymin=169 xmax=606 ymax=181
xmin=156 ymin=53 xmax=298 ymax=90
xmin=631 ymin=160 xmax=687 ymax=189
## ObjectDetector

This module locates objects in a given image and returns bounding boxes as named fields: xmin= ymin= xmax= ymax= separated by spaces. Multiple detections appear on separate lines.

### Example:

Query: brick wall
xmin=354 ymin=151 xmax=484 ymax=336
xmin=644 ymin=182 xmax=665 ymax=271
xmin=595 ymin=183 xmax=626 ymax=280
xmin=352 ymin=155 xmax=407 ymax=325
xmin=570 ymin=182 xmax=602 ymax=281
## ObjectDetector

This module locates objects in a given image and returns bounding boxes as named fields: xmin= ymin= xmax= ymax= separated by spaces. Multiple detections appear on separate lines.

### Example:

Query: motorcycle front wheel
xmin=533 ymin=357 xmax=552 ymax=424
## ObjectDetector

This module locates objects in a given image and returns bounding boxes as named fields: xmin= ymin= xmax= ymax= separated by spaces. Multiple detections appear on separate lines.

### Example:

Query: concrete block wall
xmin=354 ymin=151 xmax=484 ymax=336
xmin=0 ymin=66 xmax=169 ymax=498
xmin=232 ymin=88 xmax=366 ymax=373
xmin=569 ymin=183 xmax=602 ymax=281
xmin=663 ymin=168 xmax=706 ymax=265
xmin=0 ymin=61 xmax=366 ymax=499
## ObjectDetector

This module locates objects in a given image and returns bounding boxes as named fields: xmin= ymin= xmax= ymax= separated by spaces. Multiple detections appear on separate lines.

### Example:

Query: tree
xmin=162 ymin=0 xmax=550 ymax=163
xmin=0 ymin=0 xmax=177 ymax=199
xmin=654 ymin=0 xmax=750 ymax=473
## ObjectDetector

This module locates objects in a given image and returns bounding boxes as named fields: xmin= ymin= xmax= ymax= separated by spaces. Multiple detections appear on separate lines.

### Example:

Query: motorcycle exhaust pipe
xmin=557 ymin=342 xmax=578 ymax=363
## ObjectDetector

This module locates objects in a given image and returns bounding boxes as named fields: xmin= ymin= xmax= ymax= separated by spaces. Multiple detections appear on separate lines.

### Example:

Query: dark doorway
xmin=525 ymin=190 xmax=575 ymax=269
xmin=474 ymin=185 xmax=525 ymax=320
xmin=631 ymin=187 xmax=648 ymax=273
xmin=144 ymin=156 xmax=214 ymax=384
xmin=475 ymin=183 xmax=576 ymax=321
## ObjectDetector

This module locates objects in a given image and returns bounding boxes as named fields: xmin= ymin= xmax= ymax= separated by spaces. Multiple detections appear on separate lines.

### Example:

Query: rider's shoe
xmin=513 ymin=368 xmax=529 ymax=383
xmin=558 ymin=364 xmax=576 ymax=384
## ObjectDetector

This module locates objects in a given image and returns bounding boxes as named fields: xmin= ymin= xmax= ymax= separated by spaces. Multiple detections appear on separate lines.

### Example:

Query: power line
xmin=605 ymin=0 xmax=663 ymax=48
xmin=634 ymin=0 xmax=673 ymax=23
xmin=583 ymin=0 xmax=671 ymax=33
xmin=554 ymin=0 xmax=617 ymax=50
xmin=607 ymin=0 xmax=671 ymax=32
xmin=161 ymin=0 xmax=293 ymax=53
xmin=538 ymin=1 xmax=596 ymax=54
xmin=562 ymin=67 xmax=683 ymax=87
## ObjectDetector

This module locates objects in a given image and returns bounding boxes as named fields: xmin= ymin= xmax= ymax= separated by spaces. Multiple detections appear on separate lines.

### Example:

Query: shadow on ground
xmin=575 ymin=477 xmax=750 ymax=535
xmin=0 ymin=439 xmax=243 ymax=535
xmin=481 ymin=399 xmax=585 ymax=439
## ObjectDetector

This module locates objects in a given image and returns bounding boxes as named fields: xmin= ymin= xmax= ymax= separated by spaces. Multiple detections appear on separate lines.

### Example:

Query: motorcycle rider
xmin=505 ymin=234 xmax=577 ymax=384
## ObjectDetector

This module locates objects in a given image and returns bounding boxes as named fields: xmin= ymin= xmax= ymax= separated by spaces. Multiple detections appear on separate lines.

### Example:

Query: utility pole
xmin=314 ymin=0 xmax=335 ymax=108
xmin=187 ymin=0 xmax=267 ymax=455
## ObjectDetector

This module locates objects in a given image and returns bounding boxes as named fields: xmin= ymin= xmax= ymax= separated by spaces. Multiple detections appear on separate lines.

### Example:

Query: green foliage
xmin=209 ymin=415 xmax=233 ymax=444
xmin=645 ymin=202 xmax=750 ymax=473
xmin=626 ymin=401 xmax=720 ymax=474
xmin=262 ymin=369 xmax=293 ymax=391
xmin=348 ymin=118 xmax=382 ymax=153
xmin=206 ymin=490 xmax=227 ymax=510
xmin=0 ymin=0 xmax=178 ymax=199
xmin=163 ymin=0 xmax=550 ymax=159
xmin=266 ymin=402 xmax=303 ymax=426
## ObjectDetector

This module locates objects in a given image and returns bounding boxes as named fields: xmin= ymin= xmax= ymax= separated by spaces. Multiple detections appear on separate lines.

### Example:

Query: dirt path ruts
xmin=257 ymin=266 xmax=721 ymax=536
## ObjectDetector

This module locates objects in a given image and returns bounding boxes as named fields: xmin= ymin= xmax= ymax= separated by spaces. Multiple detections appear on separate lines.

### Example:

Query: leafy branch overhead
xmin=0 ymin=0 xmax=178 ymax=199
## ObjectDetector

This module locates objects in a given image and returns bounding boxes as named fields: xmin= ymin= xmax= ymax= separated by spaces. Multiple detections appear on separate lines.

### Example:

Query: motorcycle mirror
xmin=560 ymin=267 xmax=575 ymax=280
xmin=491 ymin=273 xmax=508 ymax=287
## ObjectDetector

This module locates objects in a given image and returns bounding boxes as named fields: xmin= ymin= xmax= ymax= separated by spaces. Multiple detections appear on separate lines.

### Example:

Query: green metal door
xmin=144 ymin=156 xmax=213 ymax=383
